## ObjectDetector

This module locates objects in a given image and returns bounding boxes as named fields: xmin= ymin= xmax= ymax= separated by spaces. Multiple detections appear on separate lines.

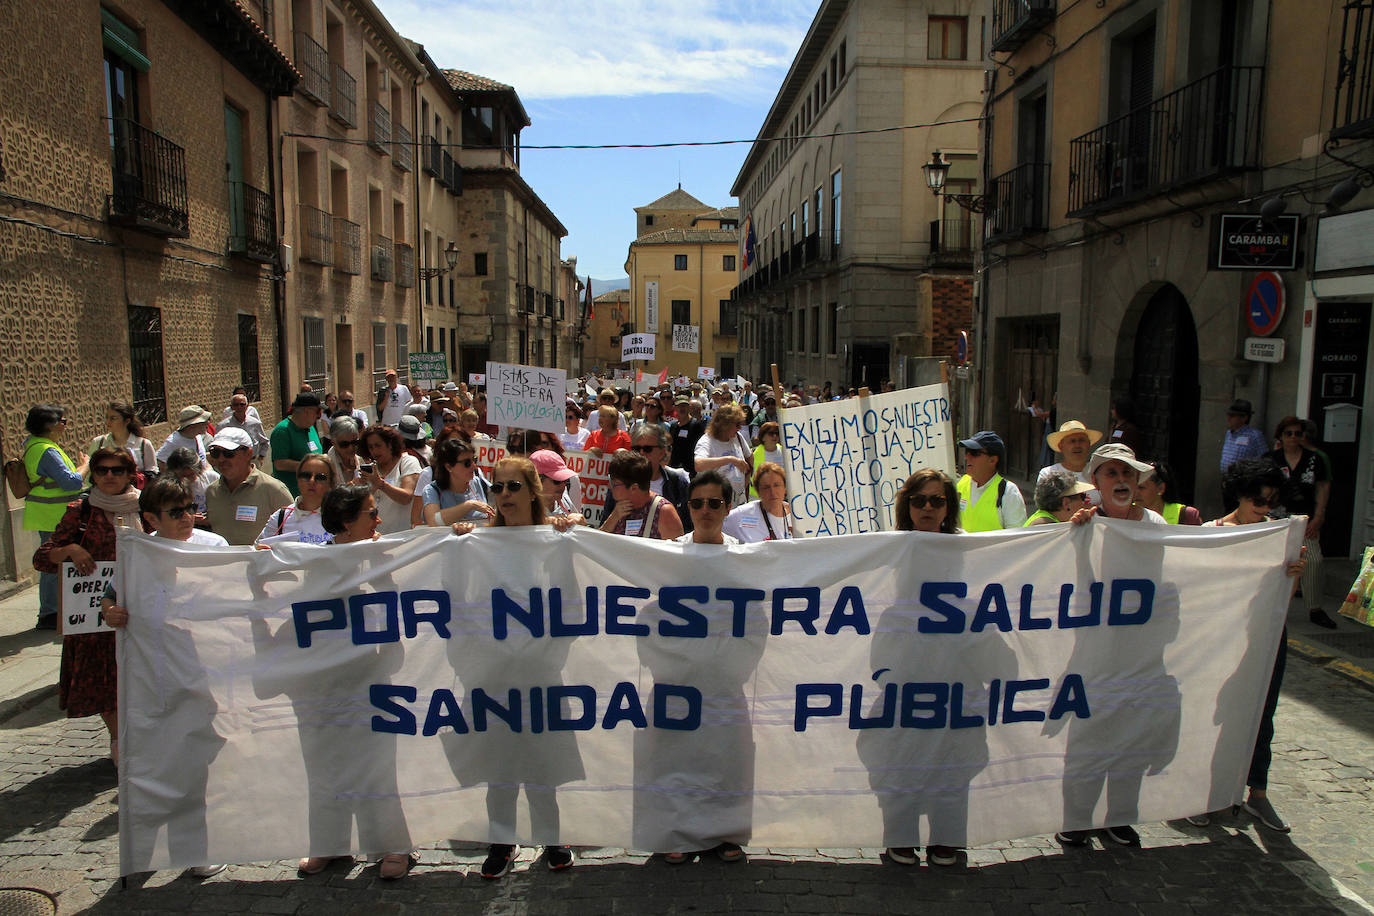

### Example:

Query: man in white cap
xmin=156 ymin=405 xmax=211 ymax=472
xmin=1037 ymin=420 xmax=1103 ymax=487
xmin=204 ymin=427 xmax=292 ymax=545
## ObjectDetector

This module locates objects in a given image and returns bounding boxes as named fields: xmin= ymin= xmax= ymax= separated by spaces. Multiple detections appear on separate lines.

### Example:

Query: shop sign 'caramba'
xmin=1211 ymin=214 xmax=1300 ymax=271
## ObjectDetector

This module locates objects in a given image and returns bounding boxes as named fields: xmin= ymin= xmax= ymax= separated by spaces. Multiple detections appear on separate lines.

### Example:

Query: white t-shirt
xmin=379 ymin=384 xmax=412 ymax=427
xmin=157 ymin=430 xmax=208 ymax=465
xmin=257 ymin=502 xmax=331 ymax=545
xmin=694 ymin=430 xmax=751 ymax=500
xmin=673 ymin=532 xmax=741 ymax=546
xmin=723 ymin=499 xmax=793 ymax=543
xmin=1036 ymin=462 xmax=1091 ymax=487
xmin=166 ymin=528 xmax=229 ymax=547
xmin=559 ymin=426 xmax=591 ymax=451
xmin=374 ymin=453 xmax=422 ymax=534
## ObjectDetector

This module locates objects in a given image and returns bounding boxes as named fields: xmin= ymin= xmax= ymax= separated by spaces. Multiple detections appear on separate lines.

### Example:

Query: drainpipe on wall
xmin=269 ymin=95 xmax=289 ymax=422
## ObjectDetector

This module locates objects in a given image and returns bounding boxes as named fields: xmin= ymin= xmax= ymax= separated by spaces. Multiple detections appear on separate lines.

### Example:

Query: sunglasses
xmin=1246 ymin=494 xmax=1278 ymax=508
xmin=449 ymin=457 xmax=475 ymax=468
xmin=1281 ymin=429 xmax=1303 ymax=438
xmin=297 ymin=472 xmax=330 ymax=483
xmin=208 ymin=447 xmax=243 ymax=459
xmin=632 ymin=444 xmax=657 ymax=453
xmin=161 ymin=503 xmax=197 ymax=520
xmin=335 ymin=439 xmax=358 ymax=449
xmin=92 ymin=465 xmax=129 ymax=477
xmin=689 ymin=497 xmax=725 ymax=510
xmin=490 ymin=480 xmax=525 ymax=494
xmin=908 ymin=495 xmax=947 ymax=509
xmin=964 ymin=449 xmax=986 ymax=457
xmin=340 ymin=398 xmax=354 ymax=403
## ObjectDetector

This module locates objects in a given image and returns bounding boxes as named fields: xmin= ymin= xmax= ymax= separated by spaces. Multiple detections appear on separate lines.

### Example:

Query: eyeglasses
xmin=335 ymin=439 xmax=358 ymax=449
xmin=92 ymin=465 xmax=129 ymax=477
xmin=297 ymin=472 xmax=330 ymax=483
xmin=908 ymin=495 xmax=948 ymax=509
xmin=689 ymin=497 xmax=726 ymax=510
xmin=490 ymin=480 xmax=525 ymax=494
xmin=208 ymin=447 xmax=243 ymax=459
xmin=450 ymin=458 xmax=475 ymax=468
xmin=632 ymin=444 xmax=658 ymax=453
xmin=161 ymin=503 xmax=197 ymax=520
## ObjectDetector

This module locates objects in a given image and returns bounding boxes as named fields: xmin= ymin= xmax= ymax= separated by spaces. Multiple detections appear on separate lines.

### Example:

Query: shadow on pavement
xmin=79 ymin=837 xmax=1366 ymax=915
xmin=0 ymin=757 xmax=113 ymax=838
xmin=0 ymin=628 xmax=56 ymax=663
xmin=0 ymin=686 xmax=63 ymax=729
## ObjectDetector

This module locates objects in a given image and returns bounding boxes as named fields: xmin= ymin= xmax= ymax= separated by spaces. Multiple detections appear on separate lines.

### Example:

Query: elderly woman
xmin=89 ymin=401 xmax=158 ymax=480
xmin=33 ymin=447 xmax=144 ymax=762
xmin=723 ymin=463 xmax=792 ymax=542
xmin=1135 ymin=459 xmax=1202 ymax=526
xmin=1268 ymin=415 xmax=1335 ymax=629
xmin=257 ymin=453 xmax=334 ymax=544
xmin=693 ymin=403 xmax=752 ymax=506
xmin=421 ymin=436 xmax=495 ymax=526
xmin=600 ymin=451 xmax=684 ymax=540
xmin=585 ymin=405 xmax=632 ymax=457
xmin=325 ymin=416 xmax=362 ymax=485
xmin=603 ymin=422 xmax=690 ymax=528
xmin=22 ymin=404 xmax=89 ymax=629
xmin=359 ymin=425 xmax=422 ymax=534
xmin=1185 ymin=458 xmax=1307 ymax=833
xmin=1024 ymin=469 xmax=1096 ymax=526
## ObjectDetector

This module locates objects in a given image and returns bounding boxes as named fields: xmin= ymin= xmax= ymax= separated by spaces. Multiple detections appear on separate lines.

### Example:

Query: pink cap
xmin=529 ymin=449 xmax=575 ymax=482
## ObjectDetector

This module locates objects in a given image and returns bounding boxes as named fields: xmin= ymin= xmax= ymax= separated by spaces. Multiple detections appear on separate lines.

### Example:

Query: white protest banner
xmin=115 ymin=519 xmax=1302 ymax=874
xmin=672 ymin=324 xmax=700 ymax=354
xmin=409 ymin=352 xmax=448 ymax=385
xmin=485 ymin=362 xmax=566 ymax=435
xmin=645 ymin=280 xmax=659 ymax=330
xmin=697 ymin=366 xmax=715 ymax=380
xmin=62 ymin=560 xmax=116 ymax=634
xmin=621 ymin=333 xmax=656 ymax=362
xmin=781 ymin=383 xmax=955 ymax=537
xmin=468 ymin=373 xmax=486 ymax=386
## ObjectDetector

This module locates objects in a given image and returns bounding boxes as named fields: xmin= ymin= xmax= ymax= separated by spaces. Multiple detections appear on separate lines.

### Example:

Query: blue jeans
xmin=36 ymin=529 xmax=56 ymax=623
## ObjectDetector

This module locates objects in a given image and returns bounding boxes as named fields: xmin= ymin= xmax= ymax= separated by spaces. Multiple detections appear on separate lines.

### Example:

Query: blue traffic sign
xmin=1245 ymin=272 xmax=1285 ymax=337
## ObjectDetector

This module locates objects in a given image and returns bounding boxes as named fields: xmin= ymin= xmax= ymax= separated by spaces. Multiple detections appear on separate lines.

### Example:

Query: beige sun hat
xmin=1046 ymin=419 xmax=1104 ymax=452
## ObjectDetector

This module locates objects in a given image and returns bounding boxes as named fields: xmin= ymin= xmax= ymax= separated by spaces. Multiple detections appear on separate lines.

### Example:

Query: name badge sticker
xmin=235 ymin=505 xmax=259 ymax=523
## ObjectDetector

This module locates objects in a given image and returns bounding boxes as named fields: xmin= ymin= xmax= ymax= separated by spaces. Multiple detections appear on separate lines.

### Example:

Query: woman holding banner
xmin=421 ymin=436 xmax=495 ymax=527
xmin=894 ymin=468 xmax=960 ymax=535
xmin=33 ymin=447 xmax=144 ymax=765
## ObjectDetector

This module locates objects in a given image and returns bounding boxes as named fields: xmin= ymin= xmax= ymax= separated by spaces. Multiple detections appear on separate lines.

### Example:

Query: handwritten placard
xmin=485 ymin=362 xmax=566 ymax=435
xmin=780 ymin=383 xmax=955 ymax=537
xmin=697 ymin=366 xmax=716 ymax=380
xmin=621 ymin=333 xmax=656 ymax=362
xmin=408 ymin=351 xmax=448 ymax=384
xmin=672 ymin=324 xmax=700 ymax=353
xmin=468 ymin=373 xmax=486 ymax=386
xmin=62 ymin=560 xmax=116 ymax=634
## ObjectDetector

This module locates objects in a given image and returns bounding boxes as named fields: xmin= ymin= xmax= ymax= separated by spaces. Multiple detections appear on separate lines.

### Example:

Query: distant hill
xmin=590 ymin=277 xmax=629 ymax=297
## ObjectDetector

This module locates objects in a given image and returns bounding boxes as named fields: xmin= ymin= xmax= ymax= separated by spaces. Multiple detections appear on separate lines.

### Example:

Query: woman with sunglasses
xmin=22 ymin=404 xmax=89 ymax=629
xmin=723 ymin=463 xmax=793 ymax=543
xmin=421 ymin=436 xmax=496 ymax=527
xmin=600 ymin=451 xmax=684 ymax=540
xmin=675 ymin=470 xmax=737 ymax=547
xmin=88 ymin=401 xmax=157 ymax=481
xmin=1267 ymin=415 xmax=1335 ymax=629
xmin=559 ymin=402 xmax=590 ymax=451
xmin=325 ymin=416 xmax=363 ymax=485
xmin=257 ymin=454 xmax=335 ymax=545
xmin=33 ymin=447 xmax=146 ymax=764
xmin=1185 ymin=457 xmax=1308 ymax=834
xmin=359 ymin=425 xmax=422 ymax=535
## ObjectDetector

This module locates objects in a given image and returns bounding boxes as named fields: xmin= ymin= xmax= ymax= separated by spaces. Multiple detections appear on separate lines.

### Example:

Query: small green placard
xmin=408 ymin=351 xmax=448 ymax=383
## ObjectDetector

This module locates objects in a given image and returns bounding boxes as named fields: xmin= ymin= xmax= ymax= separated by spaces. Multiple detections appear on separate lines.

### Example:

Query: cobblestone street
xmin=0 ymin=617 xmax=1371 ymax=915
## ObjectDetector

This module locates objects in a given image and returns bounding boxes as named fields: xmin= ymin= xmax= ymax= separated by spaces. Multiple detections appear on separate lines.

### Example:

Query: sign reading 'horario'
xmin=485 ymin=362 xmax=566 ymax=435
xmin=781 ymin=384 xmax=956 ymax=537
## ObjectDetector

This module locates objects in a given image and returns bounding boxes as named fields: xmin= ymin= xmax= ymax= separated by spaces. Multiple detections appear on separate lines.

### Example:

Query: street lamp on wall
xmin=922 ymin=150 xmax=987 ymax=214
xmin=420 ymin=241 xmax=460 ymax=281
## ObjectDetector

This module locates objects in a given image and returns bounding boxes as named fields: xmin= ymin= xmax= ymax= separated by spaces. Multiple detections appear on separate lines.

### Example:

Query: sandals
xmin=715 ymin=842 xmax=745 ymax=863
xmin=664 ymin=851 xmax=692 ymax=865
xmin=379 ymin=851 xmax=418 ymax=880
xmin=298 ymin=855 xmax=350 ymax=875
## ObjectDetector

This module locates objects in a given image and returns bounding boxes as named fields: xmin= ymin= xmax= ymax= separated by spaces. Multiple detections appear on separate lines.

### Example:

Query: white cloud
xmin=377 ymin=0 xmax=815 ymax=99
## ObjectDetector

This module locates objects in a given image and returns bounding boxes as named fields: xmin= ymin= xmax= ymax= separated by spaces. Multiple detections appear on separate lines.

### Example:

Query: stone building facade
xmin=586 ymin=289 xmax=632 ymax=375
xmin=0 ymin=0 xmax=295 ymax=577
xmin=980 ymin=0 xmax=1374 ymax=554
xmin=731 ymin=0 xmax=984 ymax=392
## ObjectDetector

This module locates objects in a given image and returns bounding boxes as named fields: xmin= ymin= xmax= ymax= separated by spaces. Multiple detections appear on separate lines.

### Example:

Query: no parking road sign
xmin=1245 ymin=271 xmax=1285 ymax=337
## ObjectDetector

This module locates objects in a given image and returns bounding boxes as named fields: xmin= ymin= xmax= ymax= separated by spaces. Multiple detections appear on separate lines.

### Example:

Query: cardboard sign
xmin=408 ymin=352 xmax=448 ymax=384
xmin=468 ymin=373 xmax=486 ymax=386
xmin=486 ymin=362 xmax=567 ymax=435
xmin=61 ymin=560 xmax=116 ymax=634
xmin=672 ymin=324 xmax=700 ymax=353
xmin=621 ymin=333 xmax=656 ymax=362
xmin=697 ymin=367 xmax=716 ymax=380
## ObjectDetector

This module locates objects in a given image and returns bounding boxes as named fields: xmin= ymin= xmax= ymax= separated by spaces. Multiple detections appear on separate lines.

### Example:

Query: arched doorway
xmin=1127 ymin=284 xmax=1200 ymax=504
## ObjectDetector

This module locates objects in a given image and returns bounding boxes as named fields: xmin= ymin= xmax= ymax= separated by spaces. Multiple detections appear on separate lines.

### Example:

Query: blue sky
xmin=376 ymin=0 xmax=816 ymax=284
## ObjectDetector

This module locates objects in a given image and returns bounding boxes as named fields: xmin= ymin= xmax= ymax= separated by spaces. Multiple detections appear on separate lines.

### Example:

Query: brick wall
xmin=930 ymin=276 xmax=974 ymax=363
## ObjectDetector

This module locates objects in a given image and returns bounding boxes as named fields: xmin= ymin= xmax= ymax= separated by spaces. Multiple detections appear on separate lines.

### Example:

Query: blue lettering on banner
xmin=792 ymin=674 xmax=1091 ymax=732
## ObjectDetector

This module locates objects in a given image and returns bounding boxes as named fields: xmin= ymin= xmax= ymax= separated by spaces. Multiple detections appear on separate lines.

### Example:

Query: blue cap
xmin=958 ymin=430 xmax=1005 ymax=459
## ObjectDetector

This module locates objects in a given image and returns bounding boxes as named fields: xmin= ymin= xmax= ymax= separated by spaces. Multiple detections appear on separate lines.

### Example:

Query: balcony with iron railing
xmin=929 ymin=218 xmax=974 ymax=265
xmin=1334 ymin=1 xmax=1374 ymax=139
xmin=370 ymin=234 xmax=393 ymax=282
xmin=393 ymin=123 xmax=413 ymax=172
xmin=394 ymin=241 xmax=415 ymax=287
xmin=423 ymin=135 xmax=442 ymax=179
xmin=368 ymin=100 xmax=390 ymax=154
xmin=1067 ymin=66 xmax=1264 ymax=217
xmin=294 ymin=32 xmax=329 ymax=105
xmin=227 ymin=180 xmax=275 ymax=261
xmin=329 ymin=62 xmax=356 ymax=128
xmin=985 ymin=162 xmax=1050 ymax=241
xmin=443 ymin=151 xmax=460 ymax=194
xmin=108 ymin=118 xmax=189 ymax=237
xmin=298 ymin=204 xmax=331 ymax=265
xmin=333 ymin=216 xmax=361 ymax=274
xmin=990 ymin=0 xmax=1055 ymax=53
xmin=522 ymin=285 xmax=536 ymax=313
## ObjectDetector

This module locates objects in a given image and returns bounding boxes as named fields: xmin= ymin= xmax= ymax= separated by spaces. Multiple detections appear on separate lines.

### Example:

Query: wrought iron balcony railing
xmin=394 ymin=241 xmax=415 ymax=287
xmin=333 ymin=216 xmax=361 ymax=274
xmin=293 ymin=32 xmax=329 ymax=105
xmin=930 ymin=218 xmax=975 ymax=259
xmin=227 ymin=180 xmax=275 ymax=261
xmin=1067 ymin=66 xmax=1263 ymax=217
xmin=443 ymin=150 xmax=461 ymax=194
xmin=108 ymin=118 xmax=188 ymax=237
xmin=329 ymin=62 xmax=356 ymax=128
xmin=393 ymin=123 xmax=413 ymax=172
xmin=1334 ymin=1 xmax=1374 ymax=139
xmin=990 ymin=0 xmax=1055 ymax=54
xmin=298 ymin=204 xmax=331 ymax=265
xmin=985 ymin=162 xmax=1050 ymax=241
xmin=368 ymin=100 xmax=390 ymax=153
xmin=423 ymin=134 xmax=442 ymax=179
xmin=370 ymin=233 xmax=393 ymax=282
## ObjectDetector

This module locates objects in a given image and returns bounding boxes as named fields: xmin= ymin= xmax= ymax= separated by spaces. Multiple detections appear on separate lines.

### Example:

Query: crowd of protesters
xmin=15 ymin=373 xmax=1317 ymax=879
